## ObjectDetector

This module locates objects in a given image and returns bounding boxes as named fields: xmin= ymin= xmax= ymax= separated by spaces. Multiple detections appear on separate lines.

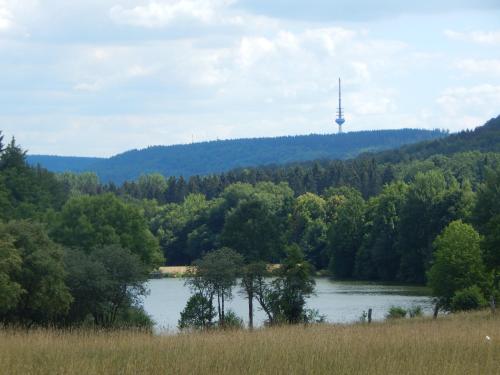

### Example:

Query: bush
xmin=408 ymin=306 xmax=423 ymax=318
xmin=178 ymin=293 xmax=216 ymax=330
xmin=450 ymin=286 xmax=487 ymax=312
xmin=304 ymin=309 xmax=326 ymax=324
xmin=115 ymin=306 xmax=155 ymax=331
xmin=386 ymin=306 xmax=407 ymax=319
xmin=221 ymin=310 xmax=244 ymax=330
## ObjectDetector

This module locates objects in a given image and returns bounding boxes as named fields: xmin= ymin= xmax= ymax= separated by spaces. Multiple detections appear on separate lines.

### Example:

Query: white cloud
xmin=445 ymin=29 xmax=500 ymax=45
xmin=0 ymin=2 xmax=14 ymax=31
xmin=436 ymin=84 xmax=500 ymax=129
xmin=109 ymin=0 xmax=235 ymax=28
xmin=455 ymin=59 xmax=500 ymax=76
xmin=74 ymin=82 xmax=102 ymax=92
xmin=237 ymin=36 xmax=275 ymax=68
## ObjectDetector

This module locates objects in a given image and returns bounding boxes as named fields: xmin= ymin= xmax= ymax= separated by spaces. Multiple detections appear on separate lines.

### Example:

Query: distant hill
xmin=371 ymin=115 xmax=500 ymax=163
xmin=26 ymin=156 xmax=105 ymax=173
xmin=27 ymin=129 xmax=446 ymax=184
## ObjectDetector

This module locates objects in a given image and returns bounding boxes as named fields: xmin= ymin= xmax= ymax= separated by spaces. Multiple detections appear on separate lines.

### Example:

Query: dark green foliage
xmin=327 ymin=187 xmax=366 ymax=279
xmin=114 ymin=306 xmax=155 ymax=331
xmin=450 ymin=286 xmax=487 ymax=312
xmin=474 ymin=167 xmax=500 ymax=293
xmin=53 ymin=193 xmax=163 ymax=268
xmin=0 ymin=233 xmax=23 ymax=314
xmin=63 ymin=245 xmax=149 ymax=327
xmin=268 ymin=245 xmax=316 ymax=324
xmin=28 ymin=129 xmax=445 ymax=184
xmin=355 ymin=182 xmax=408 ymax=281
xmin=374 ymin=115 xmax=500 ymax=164
xmin=398 ymin=172 xmax=474 ymax=283
xmin=178 ymin=293 xmax=216 ymax=330
xmin=0 ymin=221 xmax=72 ymax=325
xmin=0 ymin=138 xmax=68 ymax=221
xmin=289 ymin=193 xmax=328 ymax=269
xmin=221 ymin=198 xmax=285 ymax=263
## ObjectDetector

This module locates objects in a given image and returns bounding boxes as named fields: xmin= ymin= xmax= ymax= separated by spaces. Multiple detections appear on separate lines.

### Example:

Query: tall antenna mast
xmin=335 ymin=78 xmax=345 ymax=133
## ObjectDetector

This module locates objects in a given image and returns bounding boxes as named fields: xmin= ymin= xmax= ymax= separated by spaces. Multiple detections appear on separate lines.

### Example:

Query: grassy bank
xmin=0 ymin=311 xmax=498 ymax=375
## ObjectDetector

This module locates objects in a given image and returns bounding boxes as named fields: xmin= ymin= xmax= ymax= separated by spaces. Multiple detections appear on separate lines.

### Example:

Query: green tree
xmin=427 ymin=220 xmax=487 ymax=310
xmin=0 ymin=138 xmax=67 ymax=221
xmin=474 ymin=167 xmax=500 ymax=300
xmin=240 ymin=261 xmax=268 ymax=329
xmin=150 ymin=194 xmax=214 ymax=265
xmin=137 ymin=173 xmax=167 ymax=201
xmin=327 ymin=187 xmax=366 ymax=279
xmin=0 ymin=234 xmax=23 ymax=314
xmin=64 ymin=245 xmax=149 ymax=327
xmin=53 ymin=193 xmax=163 ymax=267
xmin=355 ymin=181 xmax=408 ymax=281
xmin=186 ymin=248 xmax=243 ymax=326
xmin=268 ymin=244 xmax=316 ymax=324
xmin=57 ymin=172 xmax=101 ymax=196
xmin=0 ymin=221 xmax=72 ymax=325
xmin=178 ymin=293 xmax=216 ymax=330
xmin=289 ymin=193 xmax=328 ymax=269
xmin=398 ymin=171 xmax=474 ymax=283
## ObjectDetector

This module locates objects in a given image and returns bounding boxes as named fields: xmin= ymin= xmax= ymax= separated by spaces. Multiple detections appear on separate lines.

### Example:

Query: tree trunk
xmin=248 ymin=289 xmax=254 ymax=329
xmin=221 ymin=293 xmax=225 ymax=326
xmin=433 ymin=303 xmax=439 ymax=319
xmin=217 ymin=292 xmax=222 ymax=323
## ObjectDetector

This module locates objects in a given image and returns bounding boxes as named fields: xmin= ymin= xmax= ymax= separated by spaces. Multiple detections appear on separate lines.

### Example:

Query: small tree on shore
xmin=240 ymin=262 xmax=268 ymax=329
xmin=253 ymin=245 xmax=317 ymax=325
xmin=427 ymin=220 xmax=487 ymax=311
xmin=178 ymin=293 xmax=216 ymax=330
xmin=183 ymin=248 xmax=243 ymax=328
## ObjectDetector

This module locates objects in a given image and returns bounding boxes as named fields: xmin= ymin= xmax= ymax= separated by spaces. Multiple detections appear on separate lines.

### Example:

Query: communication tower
xmin=335 ymin=78 xmax=345 ymax=133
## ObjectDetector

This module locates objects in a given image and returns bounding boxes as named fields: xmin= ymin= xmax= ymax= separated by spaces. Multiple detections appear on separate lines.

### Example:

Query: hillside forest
xmin=1 ymin=116 xmax=500 ymax=328
xmin=27 ymin=128 xmax=445 ymax=183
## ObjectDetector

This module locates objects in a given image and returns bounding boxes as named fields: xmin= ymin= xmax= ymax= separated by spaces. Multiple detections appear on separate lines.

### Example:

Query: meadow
xmin=0 ymin=311 xmax=498 ymax=375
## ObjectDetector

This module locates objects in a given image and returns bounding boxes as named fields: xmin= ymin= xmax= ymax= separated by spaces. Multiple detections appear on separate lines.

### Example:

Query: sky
xmin=0 ymin=0 xmax=499 ymax=157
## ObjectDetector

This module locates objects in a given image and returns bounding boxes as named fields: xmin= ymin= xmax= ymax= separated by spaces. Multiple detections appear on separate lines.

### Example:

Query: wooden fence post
xmin=368 ymin=308 xmax=372 ymax=324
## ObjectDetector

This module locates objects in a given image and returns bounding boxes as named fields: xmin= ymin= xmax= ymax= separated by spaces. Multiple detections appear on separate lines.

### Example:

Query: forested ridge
xmin=27 ymin=128 xmax=445 ymax=183
xmin=1 ymin=115 xmax=500 ymax=328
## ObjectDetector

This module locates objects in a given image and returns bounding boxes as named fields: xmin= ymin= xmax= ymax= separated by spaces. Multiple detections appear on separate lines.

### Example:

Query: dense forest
xmin=1 ymin=116 xmax=499 ymax=328
xmin=27 ymin=128 xmax=445 ymax=183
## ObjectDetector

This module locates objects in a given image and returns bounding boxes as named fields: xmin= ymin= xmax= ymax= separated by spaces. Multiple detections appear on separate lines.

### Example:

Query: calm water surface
xmin=143 ymin=278 xmax=432 ymax=332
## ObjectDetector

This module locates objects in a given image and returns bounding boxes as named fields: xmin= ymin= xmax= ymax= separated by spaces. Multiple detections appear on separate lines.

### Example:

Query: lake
xmin=143 ymin=278 xmax=433 ymax=332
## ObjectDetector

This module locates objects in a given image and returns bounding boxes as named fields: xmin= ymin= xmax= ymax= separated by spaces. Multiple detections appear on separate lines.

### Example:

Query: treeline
xmin=0 ymin=135 xmax=162 ymax=328
xmin=28 ymin=128 xmax=446 ymax=183
xmin=57 ymin=153 xmax=500 ymax=286
xmin=1 ymin=116 xmax=500 ymax=328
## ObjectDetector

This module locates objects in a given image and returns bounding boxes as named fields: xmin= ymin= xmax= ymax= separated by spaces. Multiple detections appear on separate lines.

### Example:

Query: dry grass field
xmin=0 ymin=311 xmax=498 ymax=375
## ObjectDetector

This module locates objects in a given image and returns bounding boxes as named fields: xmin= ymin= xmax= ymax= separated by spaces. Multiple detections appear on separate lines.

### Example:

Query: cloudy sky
xmin=0 ymin=0 xmax=499 ymax=156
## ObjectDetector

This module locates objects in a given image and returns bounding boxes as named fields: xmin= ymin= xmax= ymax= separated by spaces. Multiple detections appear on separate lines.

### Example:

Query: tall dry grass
xmin=0 ymin=311 xmax=498 ymax=375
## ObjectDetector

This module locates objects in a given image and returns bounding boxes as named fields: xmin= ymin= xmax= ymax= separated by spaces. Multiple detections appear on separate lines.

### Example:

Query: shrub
xmin=450 ymin=286 xmax=487 ymax=312
xmin=408 ymin=306 xmax=423 ymax=318
xmin=386 ymin=306 xmax=407 ymax=319
xmin=221 ymin=310 xmax=243 ymax=330
xmin=178 ymin=293 xmax=216 ymax=330
xmin=115 ymin=307 xmax=155 ymax=331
